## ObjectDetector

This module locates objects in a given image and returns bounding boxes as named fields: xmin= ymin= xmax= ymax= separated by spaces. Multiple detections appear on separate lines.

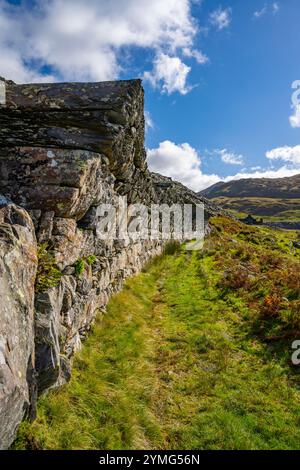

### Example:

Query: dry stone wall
xmin=0 ymin=77 xmax=221 ymax=449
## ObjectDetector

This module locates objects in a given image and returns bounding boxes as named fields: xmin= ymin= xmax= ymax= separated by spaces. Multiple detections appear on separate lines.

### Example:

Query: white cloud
xmin=0 ymin=49 xmax=54 ymax=84
xmin=144 ymin=111 xmax=154 ymax=131
xmin=210 ymin=7 xmax=232 ymax=30
xmin=144 ymin=53 xmax=191 ymax=95
xmin=182 ymin=47 xmax=209 ymax=64
xmin=147 ymin=140 xmax=219 ymax=191
xmin=148 ymin=140 xmax=300 ymax=192
xmin=266 ymin=145 xmax=300 ymax=165
xmin=290 ymin=105 xmax=300 ymax=128
xmin=224 ymin=166 xmax=300 ymax=182
xmin=215 ymin=148 xmax=244 ymax=165
xmin=254 ymin=2 xmax=280 ymax=19
xmin=0 ymin=0 xmax=203 ymax=91
xmin=290 ymin=80 xmax=300 ymax=127
xmin=254 ymin=6 xmax=268 ymax=18
xmin=227 ymin=144 xmax=300 ymax=183
xmin=272 ymin=2 xmax=280 ymax=14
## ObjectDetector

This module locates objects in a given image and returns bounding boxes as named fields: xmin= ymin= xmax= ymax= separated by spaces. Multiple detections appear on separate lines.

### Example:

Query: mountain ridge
xmin=199 ymin=174 xmax=300 ymax=199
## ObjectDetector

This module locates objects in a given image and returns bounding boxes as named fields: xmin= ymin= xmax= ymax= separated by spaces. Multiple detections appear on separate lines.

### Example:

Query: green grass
xmin=86 ymin=255 xmax=97 ymax=266
xmin=13 ymin=220 xmax=300 ymax=450
xmin=74 ymin=258 xmax=85 ymax=276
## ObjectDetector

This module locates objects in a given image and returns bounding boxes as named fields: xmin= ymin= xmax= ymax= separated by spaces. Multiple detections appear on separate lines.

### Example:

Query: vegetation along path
xmin=14 ymin=217 xmax=300 ymax=450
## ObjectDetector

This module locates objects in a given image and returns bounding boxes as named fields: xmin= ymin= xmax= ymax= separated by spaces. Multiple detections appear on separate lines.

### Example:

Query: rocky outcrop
xmin=0 ymin=77 xmax=221 ymax=448
xmin=0 ymin=198 xmax=37 ymax=450
xmin=151 ymin=172 xmax=221 ymax=217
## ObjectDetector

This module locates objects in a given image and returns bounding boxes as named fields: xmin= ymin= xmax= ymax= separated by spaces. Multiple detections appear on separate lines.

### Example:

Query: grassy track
xmin=13 ymin=219 xmax=300 ymax=450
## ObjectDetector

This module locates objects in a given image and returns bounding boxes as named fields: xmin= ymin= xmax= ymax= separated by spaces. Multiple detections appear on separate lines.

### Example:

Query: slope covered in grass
xmin=210 ymin=196 xmax=300 ymax=222
xmin=13 ymin=218 xmax=300 ymax=450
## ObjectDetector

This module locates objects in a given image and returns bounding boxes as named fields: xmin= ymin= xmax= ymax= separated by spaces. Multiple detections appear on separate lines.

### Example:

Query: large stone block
xmin=0 ymin=79 xmax=146 ymax=180
xmin=0 ymin=147 xmax=107 ymax=219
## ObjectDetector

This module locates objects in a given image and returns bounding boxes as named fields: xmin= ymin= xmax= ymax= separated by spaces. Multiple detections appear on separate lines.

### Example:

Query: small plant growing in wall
xmin=74 ymin=255 xmax=97 ymax=276
xmin=74 ymin=258 xmax=85 ymax=276
xmin=86 ymin=255 xmax=97 ymax=266
xmin=36 ymin=243 xmax=63 ymax=292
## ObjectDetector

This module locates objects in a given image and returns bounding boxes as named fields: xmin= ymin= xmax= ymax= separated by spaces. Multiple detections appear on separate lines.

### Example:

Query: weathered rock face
xmin=0 ymin=147 xmax=111 ymax=219
xmin=0 ymin=198 xmax=37 ymax=450
xmin=0 ymin=79 xmax=147 ymax=183
xmin=0 ymin=77 xmax=222 ymax=448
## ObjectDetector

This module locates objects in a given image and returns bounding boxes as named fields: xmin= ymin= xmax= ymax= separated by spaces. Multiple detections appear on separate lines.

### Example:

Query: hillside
xmin=13 ymin=218 xmax=300 ymax=450
xmin=199 ymin=175 xmax=300 ymax=222
xmin=200 ymin=174 xmax=300 ymax=199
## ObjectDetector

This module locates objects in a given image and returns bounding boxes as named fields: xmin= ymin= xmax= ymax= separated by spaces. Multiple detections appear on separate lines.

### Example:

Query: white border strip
xmin=0 ymin=80 xmax=6 ymax=105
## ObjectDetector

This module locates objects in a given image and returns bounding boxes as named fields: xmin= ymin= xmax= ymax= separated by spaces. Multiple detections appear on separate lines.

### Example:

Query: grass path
xmin=13 ymin=243 xmax=300 ymax=450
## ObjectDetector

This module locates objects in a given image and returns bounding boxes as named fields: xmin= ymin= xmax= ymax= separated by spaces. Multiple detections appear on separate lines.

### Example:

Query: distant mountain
xmin=199 ymin=174 xmax=300 ymax=199
xmin=200 ymin=174 xmax=300 ymax=199
xmin=199 ymin=174 xmax=300 ymax=222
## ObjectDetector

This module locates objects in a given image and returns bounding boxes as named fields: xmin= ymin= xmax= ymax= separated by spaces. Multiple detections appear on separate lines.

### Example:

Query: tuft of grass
xmin=35 ymin=243 xmax=62 ymax=292
xmin=163 ymin=240 xmax=182 ymax=256
xmin=86 ymin=255 xmax=97 ymax=266
xmin=74 ymin=258 xmax=85 ymax=276
xmin=74 ymin=255 xmax=97 ymax=276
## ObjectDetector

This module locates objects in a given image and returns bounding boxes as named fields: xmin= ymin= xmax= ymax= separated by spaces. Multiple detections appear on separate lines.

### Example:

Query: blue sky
xmin=1 ymin=0 xmax=300 ymax=190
